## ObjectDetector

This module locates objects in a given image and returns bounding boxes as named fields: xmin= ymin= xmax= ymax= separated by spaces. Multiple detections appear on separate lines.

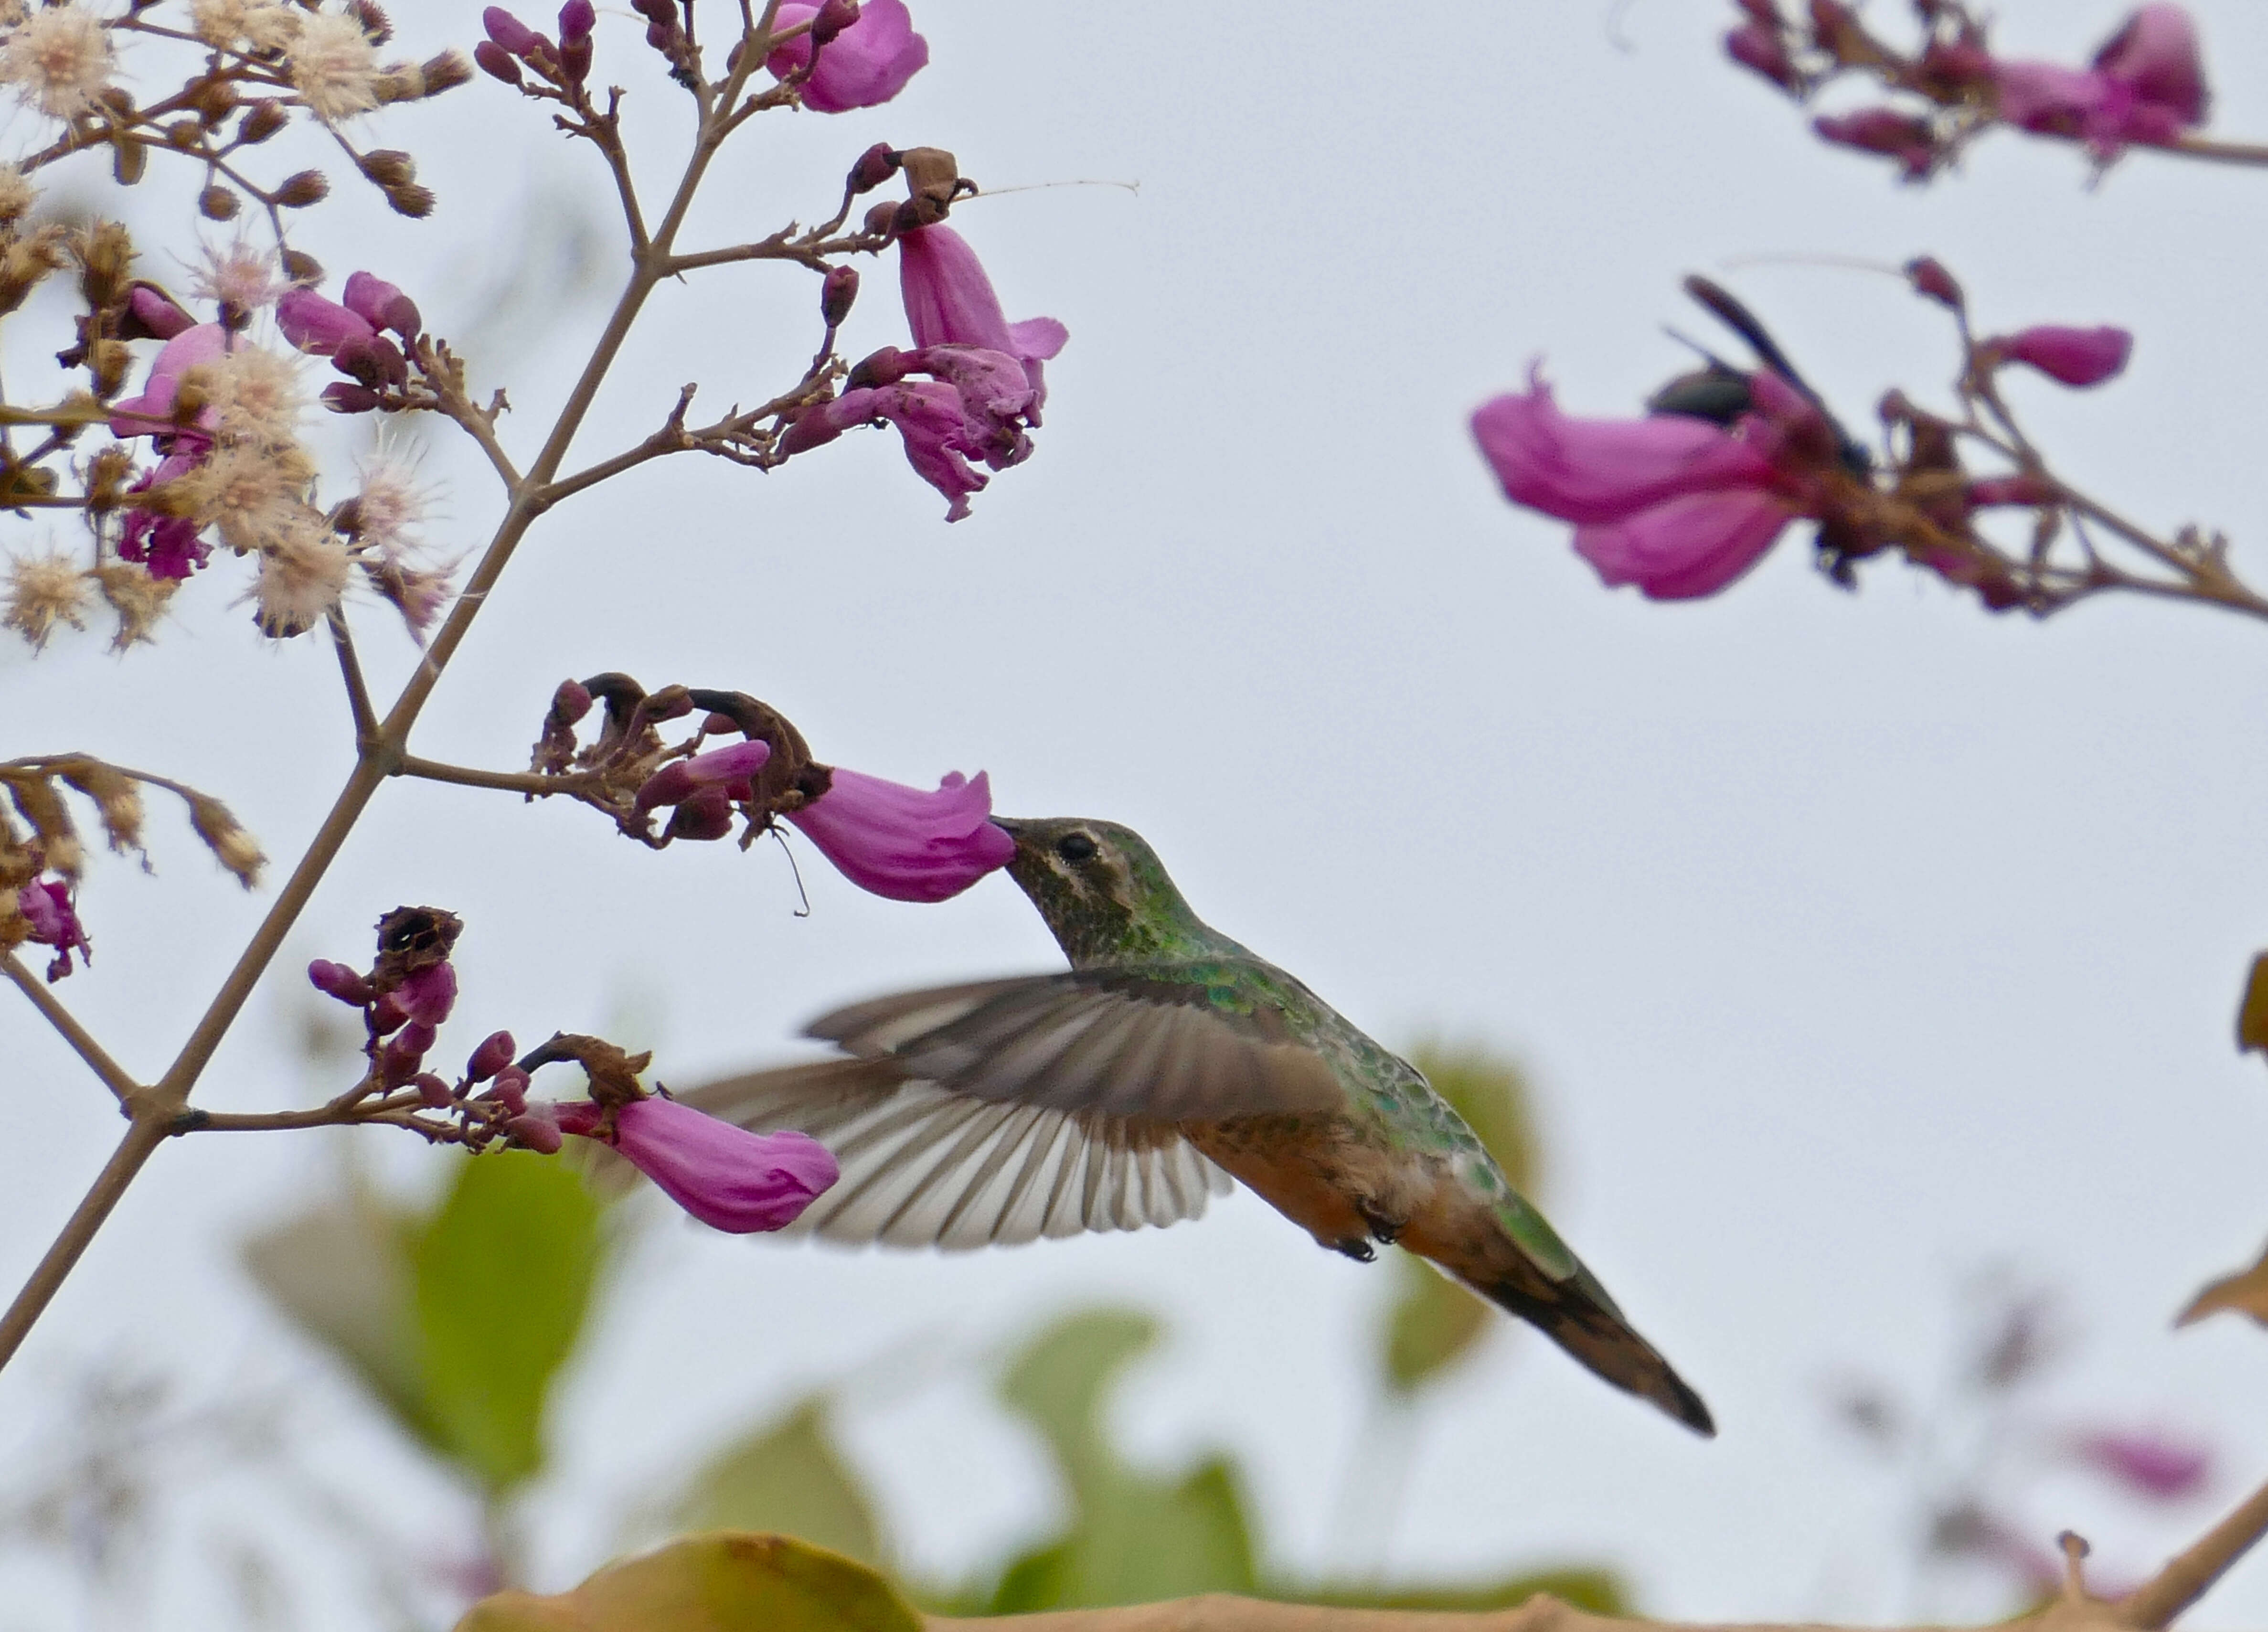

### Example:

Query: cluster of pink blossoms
xmin=1729 ymin=3 xmax=2209 ymax=178
xmin=1470 ymin=288 xmax=2133 ymax=601
xmin=310 ymin=908 xmax=841 ymax=1233
xmin=786 ymin=221 xmax=1068 ymax=522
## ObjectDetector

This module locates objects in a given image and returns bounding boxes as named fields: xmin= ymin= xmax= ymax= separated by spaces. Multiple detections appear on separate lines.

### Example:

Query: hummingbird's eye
xmin=1055 ymin=832 xmax=1098 ymax=864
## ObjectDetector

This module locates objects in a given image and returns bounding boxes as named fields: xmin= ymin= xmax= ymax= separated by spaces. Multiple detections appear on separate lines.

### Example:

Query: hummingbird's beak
xmin=990 ymin=817 xmax=1028 ymax=841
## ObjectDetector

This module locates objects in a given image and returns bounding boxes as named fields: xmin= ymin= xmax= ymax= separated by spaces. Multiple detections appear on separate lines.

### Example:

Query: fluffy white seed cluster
xmin=1 ymin=550 xmax=89 ymax=648
xmin=190 ymin=0 xmax=300 ymax=53
xmin=347 ymin=443 xmax=453 ymax=639
xmin=192 ymin=237 xmax=287 ymax=312
xmin=286 ymin=9 xmax=379 ymax=125
xmin=0 ymin=2 xmax=116 ymax=121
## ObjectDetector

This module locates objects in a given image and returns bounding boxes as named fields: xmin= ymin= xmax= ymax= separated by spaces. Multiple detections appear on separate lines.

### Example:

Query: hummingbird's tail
xmin=1451 ymin=1259 xmax=1715 ymax=1436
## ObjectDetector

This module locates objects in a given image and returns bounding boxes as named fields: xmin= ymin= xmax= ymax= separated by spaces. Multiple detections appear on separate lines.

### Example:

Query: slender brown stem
xmin=329 ymin=610 xmax=378 ymax=746
xmin=2169 ymin=135 xmax=2268 ymax=169
xmin=0 ymin=1118 xmax=167 ymax=1372
xmin=3 ymin=951 xmax=141 ymax=1106
xmin=2120 ymin=1466 xmax=2268 ymax=1626
xmin=396 ymin=756 xmax=599 ymax=797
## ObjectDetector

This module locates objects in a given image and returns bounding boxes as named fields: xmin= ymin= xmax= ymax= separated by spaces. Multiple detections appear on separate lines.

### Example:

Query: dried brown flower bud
xmin=6 ymin=775 xmax=81 ymax=876
xmin=199 ymin=184 xmax=240 ymax=220
xmin=373 ymin=904 xmax=461 ymax=981
xmin=374 ymin=65 xmax=425 ymax=102
xmin=358 ymin=149 xmax=415 ymax=188
xmin=165 ymin=117 xmax=202 ymax=149
xmin=862 ymin=200 xmax=897 ymax=238
xmin=238 ymin=98 xmax=288 ymax=144
xmin=273 ymin=169 xmax=330 ymax=207
xmin=58 ymin=760 xmax=145 ymax=855
xmin=111 ymin=139 xmax=146 ymax=187
xmin=74 ymin=221 xmax=133 ymax=307
xmin=97 ymin=87 xmax=135 ymax=119
xmin=0 ymin=226 xmax=69 ymax=316
xmin=349 ymin=0 xmax=394 ymax=44
xmin=384 ymin=182 xmax=436 ymax=219
xmin=91 ymin=562 xmax=177 ymax=651
xmin=86 ymin=337 xmax=129 ymax=395
xmin=820 ymin=264 xmax=858 ymax=327
xmin=421 ymin=49 xmax=473 ymax=94
xmin=847 ymin=141 xmax=900 ymax=194
xmin=280 ymin=247 xmax=323 ymax=284
xmin=189 ymin=77 xmax=238 ymax=124
xmin=85 ymin=445 xmax=132 ymax=510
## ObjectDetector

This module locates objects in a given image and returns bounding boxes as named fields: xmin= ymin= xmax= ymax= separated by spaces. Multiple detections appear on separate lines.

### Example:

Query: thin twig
xmin=396 ymin=756 xmax=601 ymax=797
xmin=329 ymin=609 xmax=378 ymax=747
xmin=2120 ymin=1466 xmax=2268 ymax=1626
xmin=0 ymin=1118 xmax=168 ymax=1373
xmin=2169 ymin=134 xmax=2268 ymax=169
xmin=2 ymin=951 xmax=141 ymax=1106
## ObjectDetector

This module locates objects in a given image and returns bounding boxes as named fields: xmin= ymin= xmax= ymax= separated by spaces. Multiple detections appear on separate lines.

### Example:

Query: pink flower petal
xmin=788 ymin=766 xmax=1015 ymax=901
xmin=1572 ymin=488 xmax=1796 ymax=600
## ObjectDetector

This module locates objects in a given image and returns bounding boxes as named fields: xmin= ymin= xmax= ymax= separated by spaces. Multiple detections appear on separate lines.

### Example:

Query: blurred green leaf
xmin=670 ymin=1395 xmax=884 ymax=1568
xmin=987 ymin=1309 xmax=1257 ymax=1611
xmin=1298 ymin=1567 xmax=1629 ymax=1614
xmin=455 ymin=1533 xmax=919 ymax=1632
xmin=410 ymin=1149 xmax=607 ymax=1495
xmin=241 ymin=1183 xmax=444 ymax=1455
xmin=1379 ymin=1041 xmax=1541 ymax=1395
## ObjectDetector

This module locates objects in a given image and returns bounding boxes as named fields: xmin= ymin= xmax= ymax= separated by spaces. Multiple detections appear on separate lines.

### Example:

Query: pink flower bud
xmin=483 ymin=5 xmax=541 ymax=54
xmin=474 ymin=39 xmax=523 ymax=82
xmin=322 ymin=382 xmax=383 ymax=414
xmin=666 ymin=787 xmax=737 ymax=842
xmin=467 ymin=1029 xmax=517 ymax=1082
xmin=1725 ymin=22 xmax=1798 ymax=92
xmin=556 ymin=1097 xmax=838 ymax=1232
xmin=506 ymin=1108 xmax=564 ymax=1153
xmin=849 ymin=141 xmax=900 ymax=193
xmin=1995 ymin=325 xmax=2133 ymax=388
xmin=308 ymin=958 xmax=373 ymax=1005
xmin=2069 ymin=1429 xmax=2211 ymax=1500
xmin=277 ymin=288 xmax=376 ymax=355
xmin=821 ymin=264 xmax=860 ymax=327
xmin=481 ymin=1065 xmax=530 ymax=1114
xmin=553 ymin=678 xmax=594 ymax=725
xmin=396 ymin=960 xmax=458 ymax=1026
xmin=341 ymin=271 xmax=420 ymax=341
xmin=847 ymin=345 xmax=909 ymax=389
xmin=1905 ymin=256 xmax=1963 ymax=310
xmin=414 ymin=1072 xmax=453 ymax=1108
xmin=382 ymin=1021 xmax=436 ymax=1083
xmin=369 ymin=989 xmax=409 ymax=1035
xmin=558 ymin=0 xmax=595 ymax=43
xmin=810 ymin=0 xmax=859 ymax=45
xmin=1813 ymin=109 xmax=1938 ymax=176
xmin=630 ymin=760 xmax=696 ymax=817
xmin=560 ymin=34 xmax=592 ymax=82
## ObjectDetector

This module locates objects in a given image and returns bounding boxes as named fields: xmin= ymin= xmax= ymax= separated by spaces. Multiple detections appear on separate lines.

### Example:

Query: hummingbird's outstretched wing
xmin=680 ymin=1057 xmax=1233 ymax=1249
xmin=804 ymin=969 xmax=1347 ymax=1120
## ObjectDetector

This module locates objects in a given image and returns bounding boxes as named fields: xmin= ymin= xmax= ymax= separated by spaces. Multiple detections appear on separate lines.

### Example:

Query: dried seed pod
xmin=86 ymin=337 xmax=129 ymax=395
xmin=273 ymin=169 xmax=330 ymax=207
xmin=357 ymin=149 xmax=415 ymax=187
xmin=111 ymin=139 xmax=146 ymax=186
xmin=186 ymin=794 xmax=264 ymax=886
xmin=421 ymin=49 xmax=473 ymax=93
xmin=57 ymin=759 xmax=145 ymax=854
xmin=199 ymin=185 xmax=240 ymax=220
xmin=237 ymin=99 xmax=288 ymax=144
xmin=74 ymin=221 xmax=133 ymax=307
xmin=280 ymin=247 xmax=323 ymax=284
xmin=384 ymin=182 xmax=435 ymax=219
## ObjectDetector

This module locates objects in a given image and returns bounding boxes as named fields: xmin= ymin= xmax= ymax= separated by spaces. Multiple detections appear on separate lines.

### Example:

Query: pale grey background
xmin=8 ymin=0 xmax=2268 ymax=1625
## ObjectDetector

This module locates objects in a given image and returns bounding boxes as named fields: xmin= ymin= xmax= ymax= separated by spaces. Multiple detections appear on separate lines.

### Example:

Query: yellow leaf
xmin=2177 ymin=1239 xmax=2268 ymax=1328
xmin=456 ymin=1534 xmax=921 ymax=1632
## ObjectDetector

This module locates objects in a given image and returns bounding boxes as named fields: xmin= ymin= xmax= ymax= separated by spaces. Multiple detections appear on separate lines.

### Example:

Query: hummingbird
xmin=683 ymin=816 xmax=1714 ymax=1435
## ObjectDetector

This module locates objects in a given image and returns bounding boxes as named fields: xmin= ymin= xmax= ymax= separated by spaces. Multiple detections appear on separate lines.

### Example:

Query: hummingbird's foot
xmin=1332 ymin=1237 xmax=1377 ymax=1264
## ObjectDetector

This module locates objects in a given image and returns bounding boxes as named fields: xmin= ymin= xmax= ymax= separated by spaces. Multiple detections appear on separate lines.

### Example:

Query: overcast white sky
xmin=11 ymin=1 xmax=2268 ymax=1626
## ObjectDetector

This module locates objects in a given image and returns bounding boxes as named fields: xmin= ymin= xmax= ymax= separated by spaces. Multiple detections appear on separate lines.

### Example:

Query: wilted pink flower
xmin=788 ymin=766 xmax=1016 ymax=901
xmin=556 ymin=1097 xmax=838 ymax=1232
xmin=2069 ymin=1429 xmax=2211 ymax=1500
xmin=109 ymin=323 xmax=230 ymax=437
xmin=768 ymin=0 xmax=928 ymax=112
xmin=898 ymin=225 xmax=1068 ymax=417
xmin=127 ymin=286 xmax=196 ymax=340
xmin=1993 ymin=6 xmax=2208 ymax=154
xmin=631 ymin=739 xmax=771 ymax=818
xmin=276 ymin=287 xmax=376 ymax=356
xmin=1471 ymin=365 xmax=1827 ymax=601
xmin=18 ymin=877 xmax=90 ymax=981
xmin=120 ymin=447 xmax=215 ymax=580
xmin=1995 ymin=324 xmax=2132 ymax=387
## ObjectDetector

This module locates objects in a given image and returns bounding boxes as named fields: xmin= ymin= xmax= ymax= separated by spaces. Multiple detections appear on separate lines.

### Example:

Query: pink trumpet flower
xmin=1992 ymin=5 xmax=2208 ymax=155
xmin=1993 ymin=325 xmax=2133 ymax=388
xmin=898 ymin=225 xmax=1068 ymax=417
xmin=557 ymin=1097 xmax=838 ymax=1232
xmin=788 ymin=766 xmax=1015 ymax=902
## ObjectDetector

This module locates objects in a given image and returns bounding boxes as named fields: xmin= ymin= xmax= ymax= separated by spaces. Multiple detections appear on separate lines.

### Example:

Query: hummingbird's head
xmin=991 ymin=816 xmax=1207 ymax=965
